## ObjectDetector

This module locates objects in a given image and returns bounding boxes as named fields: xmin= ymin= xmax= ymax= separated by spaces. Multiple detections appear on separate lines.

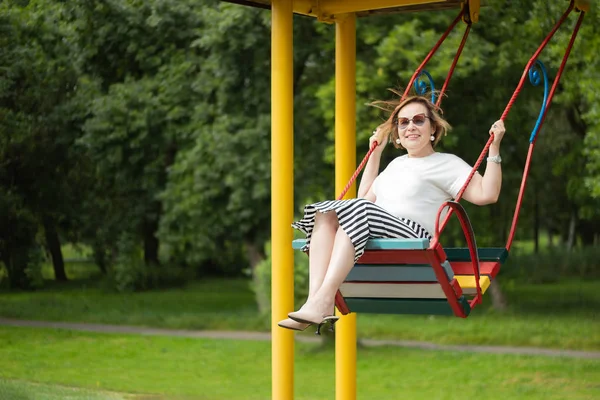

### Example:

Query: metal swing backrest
xmin=293 ymin=0 xmax=587 ymax=318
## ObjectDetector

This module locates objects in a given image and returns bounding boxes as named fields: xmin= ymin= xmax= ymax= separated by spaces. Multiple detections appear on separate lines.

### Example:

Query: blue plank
xmin=293 ymin=238 xmax=509 ymax=264
xmin=365 ymin=238 xmax=430 ymax=250
xmin=346 ymin=260 xmax=454 ymax=282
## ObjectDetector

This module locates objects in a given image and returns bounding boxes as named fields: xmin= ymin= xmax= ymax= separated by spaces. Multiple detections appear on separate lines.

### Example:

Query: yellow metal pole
xmin=271 ymin=1 xmax=295 ymax=400
xmin=335 ymin=13 xmax=357 ymax=400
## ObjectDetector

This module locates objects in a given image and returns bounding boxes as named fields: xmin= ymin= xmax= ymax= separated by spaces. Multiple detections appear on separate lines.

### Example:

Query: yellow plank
xmin=455 ymin=275 xmax=491 ymax=295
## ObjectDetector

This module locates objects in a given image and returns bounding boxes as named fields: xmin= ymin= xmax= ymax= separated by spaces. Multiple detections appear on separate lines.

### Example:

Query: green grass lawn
xmin=0 ymin=326 xmax=598 ymax=400
xmin=0 ymin=274 xmax=598 ymax=350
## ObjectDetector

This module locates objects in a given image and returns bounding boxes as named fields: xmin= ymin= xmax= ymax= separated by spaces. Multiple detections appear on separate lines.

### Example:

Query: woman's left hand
xmin=489 ymin=119 xmax=505 ymax=147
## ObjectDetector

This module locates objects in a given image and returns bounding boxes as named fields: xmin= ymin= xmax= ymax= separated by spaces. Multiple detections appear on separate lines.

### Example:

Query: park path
xmin=1 ymin=317 xmax=599 ymax=360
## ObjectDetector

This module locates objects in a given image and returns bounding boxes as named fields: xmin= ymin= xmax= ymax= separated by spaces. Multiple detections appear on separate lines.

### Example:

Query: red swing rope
xmin=431 ymin=0 xmax=585 ymax=251
xmin=335 ymin=7 xmax=471 ymax=201
xmin=505 ymin=10 xmax=586 ymax=251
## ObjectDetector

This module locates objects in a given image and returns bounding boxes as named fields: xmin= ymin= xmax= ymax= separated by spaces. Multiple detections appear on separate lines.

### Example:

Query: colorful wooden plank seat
xmin=292 ymin=237 xmax=508 ymax=318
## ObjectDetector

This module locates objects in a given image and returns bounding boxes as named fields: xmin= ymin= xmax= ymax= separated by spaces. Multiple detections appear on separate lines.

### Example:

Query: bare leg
xmin=306 ymin=211 xmax=339 ymax=299
xmin=278 ymin=211 xmax=339 ymax=330
xmin=313 ymin=228 xmax=355 ymax=308
xmin=288 ymin=227 xmax=355 ymax=324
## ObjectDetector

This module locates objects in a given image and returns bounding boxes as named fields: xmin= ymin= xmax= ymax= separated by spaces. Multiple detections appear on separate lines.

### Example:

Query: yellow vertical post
xmin=271 ymin=1 xmax=294 ymax=400
xmin=335 ymin=13 xmax=357 ymax=400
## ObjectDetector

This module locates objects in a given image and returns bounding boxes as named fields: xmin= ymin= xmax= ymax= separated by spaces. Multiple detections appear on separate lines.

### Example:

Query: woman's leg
xmin=278 ymin=211 xmax=339 ymax=330
xmin=312 ymin=227 xmax=355 ymax=310
xmin=289 ymin=227 xmax=355 ymax=324
xmin=306 ymin=211 xmax=339 ymax=299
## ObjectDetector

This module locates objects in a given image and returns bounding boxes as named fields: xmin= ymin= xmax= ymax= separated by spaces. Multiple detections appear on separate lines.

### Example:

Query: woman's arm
xmin=358 ymin=128 xmax=387 ymax=201
xmin=463 ymin=120 xmax=505 ymax=206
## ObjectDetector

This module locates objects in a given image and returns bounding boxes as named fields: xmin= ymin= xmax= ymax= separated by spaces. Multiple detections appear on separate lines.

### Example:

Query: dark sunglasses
xmin=396 ymin=113 xmax=430 ymax=130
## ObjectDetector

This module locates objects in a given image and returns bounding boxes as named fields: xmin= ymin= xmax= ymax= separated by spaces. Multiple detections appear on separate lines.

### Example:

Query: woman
xmin=278 ymin=94 xmax=505 ymax=332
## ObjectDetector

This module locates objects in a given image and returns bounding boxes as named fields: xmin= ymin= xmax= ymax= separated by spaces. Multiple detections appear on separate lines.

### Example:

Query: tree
xmin=0 ymin=0 xmax=88 ymax=285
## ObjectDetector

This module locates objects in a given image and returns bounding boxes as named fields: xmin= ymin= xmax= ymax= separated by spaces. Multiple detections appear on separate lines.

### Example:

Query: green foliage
xmin=2 ymin=0 xmax=600 ymax=292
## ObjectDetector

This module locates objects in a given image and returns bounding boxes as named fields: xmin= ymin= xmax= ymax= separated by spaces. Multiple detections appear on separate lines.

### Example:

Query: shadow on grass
xmin=0 ymin=378 xmax=204 ymax=400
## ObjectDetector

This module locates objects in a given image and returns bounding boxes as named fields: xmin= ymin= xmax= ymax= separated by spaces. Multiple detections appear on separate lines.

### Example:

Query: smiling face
xmin=396 ymin=102 xmax=436 ymax=158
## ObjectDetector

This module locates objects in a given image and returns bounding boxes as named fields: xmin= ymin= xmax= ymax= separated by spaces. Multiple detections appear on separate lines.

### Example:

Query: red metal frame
xmin=431 ymin=200 xmax=481 ymax=311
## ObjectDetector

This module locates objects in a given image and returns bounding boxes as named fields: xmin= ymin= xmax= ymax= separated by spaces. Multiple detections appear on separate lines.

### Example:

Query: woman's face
xmin=396 ymin=102 xmax=436 ymax=157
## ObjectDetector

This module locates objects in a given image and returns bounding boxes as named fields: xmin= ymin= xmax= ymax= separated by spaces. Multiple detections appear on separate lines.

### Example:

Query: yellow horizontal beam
xmin=575 ymin=0 xmax=590 ymax=12
xmin=224 ymin=1 xmax=464 ymax=20
xmin=292 ymin=0 xmax=316 ymax=16
xmin=318 ymin=0 xmax=454 ymax=15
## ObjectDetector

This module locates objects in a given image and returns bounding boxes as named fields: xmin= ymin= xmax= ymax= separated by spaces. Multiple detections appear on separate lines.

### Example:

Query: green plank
xmin=345 ymin=297 xmax=470 ymax=316
xmin=445 ymin=247 xmax=509 ymax=263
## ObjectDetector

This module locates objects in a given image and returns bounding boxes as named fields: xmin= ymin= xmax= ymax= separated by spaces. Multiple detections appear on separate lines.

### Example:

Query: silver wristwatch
xmin=487 ymin=154 xmax=502 ymax=164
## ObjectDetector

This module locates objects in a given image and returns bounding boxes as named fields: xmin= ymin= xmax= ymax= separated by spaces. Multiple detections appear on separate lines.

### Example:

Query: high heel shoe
xmin=277 ymin=318 xmax=312 ymax=331
xmin=288 ymin=309 xmax=340 ymax=336
xmin=288 ymin=308 xmax=338 ymax=325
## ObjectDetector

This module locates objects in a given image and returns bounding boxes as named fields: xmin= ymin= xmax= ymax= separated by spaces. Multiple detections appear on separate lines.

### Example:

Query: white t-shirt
xmin=372 ymin=152 xmax=476 ymax=236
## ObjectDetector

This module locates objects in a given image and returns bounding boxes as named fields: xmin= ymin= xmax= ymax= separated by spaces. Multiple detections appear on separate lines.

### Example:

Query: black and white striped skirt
xmin=291 ymin=198 xmax=432 ymax=263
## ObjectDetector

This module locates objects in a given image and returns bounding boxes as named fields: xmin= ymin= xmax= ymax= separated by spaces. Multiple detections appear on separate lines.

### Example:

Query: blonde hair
xmin=370 ymin=90 xmax=451 ymax=149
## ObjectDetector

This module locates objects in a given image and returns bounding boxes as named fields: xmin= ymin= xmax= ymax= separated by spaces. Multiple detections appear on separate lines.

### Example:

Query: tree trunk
xmin=43 ymin=216 xmax=67 ymax=281
xmin=489 ymin=280 xmax=508 ymax=311
xmin=567 ymin=208 xmax=577 ymax=251
xmin=143 ymin=215 xmax=160 ymax=266
xmin=4 ymin=247 xmax=32 ymax=289
xmin=92 ymin=241 xmax=108 ymax=274
xmin=579 ymin=219 xmax=598 ymax=246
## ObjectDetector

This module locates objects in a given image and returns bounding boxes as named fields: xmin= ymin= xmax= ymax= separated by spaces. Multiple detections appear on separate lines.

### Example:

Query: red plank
xmin=357 ymin=249 xmax=433 ymax=265
xmin=451 ymin=261 xmax=500 ymax=278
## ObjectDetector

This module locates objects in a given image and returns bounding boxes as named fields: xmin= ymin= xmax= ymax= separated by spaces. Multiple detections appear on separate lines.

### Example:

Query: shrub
xmin=251 ymin=238 xmax=309 ymax=316
xmin=106 ymin=233 xmax=193 ymax=292
xmin=501 ymin=246 xmax=600 ymax=283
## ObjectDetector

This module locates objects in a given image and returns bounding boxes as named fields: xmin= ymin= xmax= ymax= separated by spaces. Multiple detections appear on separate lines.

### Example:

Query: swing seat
xmin=291 ymin=237 xmax=508 ymax=318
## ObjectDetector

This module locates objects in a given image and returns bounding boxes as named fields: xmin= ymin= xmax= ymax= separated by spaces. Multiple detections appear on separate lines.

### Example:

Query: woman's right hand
xmin=369 ymin=126 xmax=388 ymax=153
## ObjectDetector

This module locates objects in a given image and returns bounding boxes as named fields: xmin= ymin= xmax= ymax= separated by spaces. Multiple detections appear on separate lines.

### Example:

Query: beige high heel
xmin=288 ymin=308 xmax=339 ymax=336
xmin=277 ymin=318 xmax=312 ymax=331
